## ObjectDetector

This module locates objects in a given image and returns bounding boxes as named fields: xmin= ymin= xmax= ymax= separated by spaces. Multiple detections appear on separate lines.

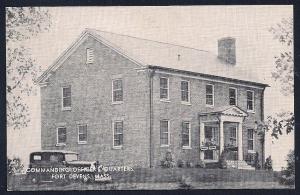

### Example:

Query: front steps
xmin=226 ymin=160 xmax=255 ymax=170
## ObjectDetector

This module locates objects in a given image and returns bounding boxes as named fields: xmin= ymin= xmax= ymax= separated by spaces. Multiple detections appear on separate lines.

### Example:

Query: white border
xmin=182 ymin=121 xmax=192 ymax=149
xmin=205 ymin=84 xmax=214 ymax=107
xmin=160 ymin=120 xmax=170 ymax=147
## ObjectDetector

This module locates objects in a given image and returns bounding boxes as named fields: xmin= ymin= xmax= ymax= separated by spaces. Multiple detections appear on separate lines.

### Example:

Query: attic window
xmin=86 ymin=48 xmax=94 ymax=64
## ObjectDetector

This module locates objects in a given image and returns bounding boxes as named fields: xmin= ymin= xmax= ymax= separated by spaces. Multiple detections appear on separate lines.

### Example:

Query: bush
xmin=264 ymin=156 xmax=273 ymax=170
xmin=254 ymin=152 xmax=261 ymax=170
xmin=177 ymin=160 xmax=184 ymax=168
xmin=219 ymin=150 xmax=227 ymax=169
xmin=195 ymin=160 xmax=206 ymax=168
xmin=279 ymin=150 xmax=295 ymax=186
xmin=7 ymin=157 xmax=24 ymax=175
xmin=178 ymin=175 xmax=193 ymax=189
xmin=185 ymin=161 xmax=194 ymax=168
xmin=161 ymin=150 xmax=176 ymax=168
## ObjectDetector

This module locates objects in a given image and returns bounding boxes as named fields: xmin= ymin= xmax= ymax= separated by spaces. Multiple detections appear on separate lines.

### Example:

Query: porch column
xmin=219 ymin=119 xmax=224 ymax=156
xmin=238 ymin=122 xmax=243 ymax=160
xmin=200 ymin=122 xmax=205 ymax=160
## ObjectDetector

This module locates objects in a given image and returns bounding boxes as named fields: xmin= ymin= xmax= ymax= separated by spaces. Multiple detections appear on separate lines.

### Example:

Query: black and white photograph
xmin=6 ymin=5 xmax=294 ymax=190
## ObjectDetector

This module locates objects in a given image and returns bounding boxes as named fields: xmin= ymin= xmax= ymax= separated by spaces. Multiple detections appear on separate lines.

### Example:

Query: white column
xmin=238 ymin=122 xmax=243 ymax=160
xmin=219 ymin=119 xmax=224 ymax=156
xmin=200 ymin=122 xmax=205 ymax=160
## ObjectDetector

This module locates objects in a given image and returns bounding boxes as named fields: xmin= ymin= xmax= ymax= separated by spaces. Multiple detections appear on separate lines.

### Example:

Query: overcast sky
xmin=7 ymin=6 xmax=293 ymax=170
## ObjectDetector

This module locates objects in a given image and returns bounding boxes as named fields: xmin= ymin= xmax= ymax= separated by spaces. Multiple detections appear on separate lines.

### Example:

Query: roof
xmin=37 ymin=29 xmax=268 ymax=87
xmin=199 ymin=105 xmax=248 ymax=117
xmin=30 ymin=150 xmax=78 ymax=154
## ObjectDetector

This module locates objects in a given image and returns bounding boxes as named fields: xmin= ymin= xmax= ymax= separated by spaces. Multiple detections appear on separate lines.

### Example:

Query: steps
xmin=226 ymin=160 xmax=255 ymax=170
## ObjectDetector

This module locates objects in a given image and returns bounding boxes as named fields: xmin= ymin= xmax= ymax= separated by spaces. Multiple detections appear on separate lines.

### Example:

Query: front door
xmin=204 ymin=126 xmax=219 ymax=160
xmin=224 ymin=123 xmax=238 ymax=160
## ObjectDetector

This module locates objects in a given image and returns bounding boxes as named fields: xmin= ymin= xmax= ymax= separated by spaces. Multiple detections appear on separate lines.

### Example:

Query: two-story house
xmin=37 ymin=29 xmax=268 ymax=169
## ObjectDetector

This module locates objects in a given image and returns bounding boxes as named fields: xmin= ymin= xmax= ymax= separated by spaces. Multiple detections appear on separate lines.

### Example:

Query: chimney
xmin=218 ymin=37 xmax=236 ymax=65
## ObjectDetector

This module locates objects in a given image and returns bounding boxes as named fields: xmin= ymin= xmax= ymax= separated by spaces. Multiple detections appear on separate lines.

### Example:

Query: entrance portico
xmin=199 ymin=106 xmax=248 ymax=162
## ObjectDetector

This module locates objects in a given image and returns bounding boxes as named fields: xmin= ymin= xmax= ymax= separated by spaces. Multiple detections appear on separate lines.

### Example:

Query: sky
xmin=7 ymin=6 xmax=293 ymax=170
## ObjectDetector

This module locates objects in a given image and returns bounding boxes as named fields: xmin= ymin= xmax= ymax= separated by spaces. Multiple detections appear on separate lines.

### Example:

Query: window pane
xmin=248 ymin=140 xmax=254 ymax=150
xmin=63 ymin=97 xmax=71 ymax=107
xmin=247 ymin=129 xmax=254 ymax=139
xmin=113 ymin=80 xmax=122 ymax=90
xmin=247 ymin=91 xmax=253 ymax=100
xmin=206 ymin=85 xmax=213 ymax=94
xmin=229 ymin=88 xmax=236 ymax=105
xmin=247 ymin=100 xmax=253 ymax=110
xmin=160 ymin=78 xmax=168 ymax=88
xmin=206 ymin=95 xmax=213 ymax=105
xmin=181 ymin=81 xmax=188 ymax=91
xmin=181 ymin=91 xmax=189 ymax=102
xmin=160 ymin=88 xmax=168 ymax=99
xmin=58 ymin=127 xmax=66 ymax=143
xmin=115 ymin=122 xmax=123 ymax=134
xmin=63 ymin=87 xmax=71 ymax=97
xmin=160 ymin=121 xmax=169 ymax=145
xmin=113 ymin=90 xmax=123 ymax=102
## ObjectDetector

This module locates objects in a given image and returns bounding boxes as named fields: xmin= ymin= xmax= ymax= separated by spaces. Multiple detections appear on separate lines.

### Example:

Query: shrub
xmin=264 ymin=156 xmax=273 ymax=170
xmin=254 ymin=152 xmax=261 ymax=170
xmin=161 ymin=150 xmax=176 ymax=168
xmin=279 ymin=150 xmax=295 ymax=186
xmin=178 ymin=175 xmax=193 ymax=189
xmin=218 ymin=150 xmax=227 ymax=169
xmin=177 ymin=160 xmax=184 ymax=168
xmin=7 ymin=157 xmax=24 ymax=175
xmin=185 ymin=161 xmax=194 ymax=168
xmin=195 ymin=160 xmax=206 ymax=168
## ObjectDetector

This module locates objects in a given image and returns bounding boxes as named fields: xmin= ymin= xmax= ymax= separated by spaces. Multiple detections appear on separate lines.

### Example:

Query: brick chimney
xmin=218 ymin=37 xmax=236 ymax=65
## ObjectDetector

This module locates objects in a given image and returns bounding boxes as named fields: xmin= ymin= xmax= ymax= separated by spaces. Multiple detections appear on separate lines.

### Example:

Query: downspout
xmin=149 ymin=68 xmax=155 ymax=168
xmin=261 ymin=87 xmax=266 ymax=167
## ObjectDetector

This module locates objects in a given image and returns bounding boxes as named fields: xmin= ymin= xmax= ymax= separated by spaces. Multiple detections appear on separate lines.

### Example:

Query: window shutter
xmin=86 ymin=48 xmax=94 ymax=64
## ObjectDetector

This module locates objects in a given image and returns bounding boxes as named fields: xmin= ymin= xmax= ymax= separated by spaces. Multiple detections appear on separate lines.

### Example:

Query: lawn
xmin=7 ymin=168 xmax=293 ymax=190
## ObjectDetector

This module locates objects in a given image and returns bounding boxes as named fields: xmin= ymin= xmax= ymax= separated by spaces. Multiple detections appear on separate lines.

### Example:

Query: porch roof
xmin=199 ymin=105 xmax=248 ymax=117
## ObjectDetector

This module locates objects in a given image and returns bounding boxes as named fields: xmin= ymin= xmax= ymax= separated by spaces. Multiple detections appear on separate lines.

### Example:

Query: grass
xmin=7 ymin=168 xmax=293 ymax=190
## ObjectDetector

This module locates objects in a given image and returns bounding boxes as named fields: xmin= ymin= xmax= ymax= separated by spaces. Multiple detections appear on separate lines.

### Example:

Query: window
xmin=112 ymin=79 xmax=123 ymax=102
xmin=229 ymin=88 xmax=237 ymax=106
xmin=57 ymin=127 xmax=66 ymax=145
xmin=181 ymin=81 xmax=190 ymax=103
xmin=86 ymin=48 xmax=94 ymax=64
xmin=113 ymin=121 xmax=123 ymax=148
xmin=229 ymin=126 xmax=237 ymax=146
xmin=160 ymin=77 xmax=169 ymax=100
xmin=62 ymin=86 xmax=71 ymax=109
xmin=160 ymin=120 xmax=169 ymax=146
xmin=247 ymin=129 xmax=254 ymax=151
xmin=182 ymin=121 xmax=191 ymax=148
xmin=206 ymin=84 xmax=214 ymax=106
xmin=33 ymin=155 xmax=42 ymax=161
xmin=78 ymin=124 xmax=87 ymax=144
xmin=247 ymin=90 xmax=254 ymax=111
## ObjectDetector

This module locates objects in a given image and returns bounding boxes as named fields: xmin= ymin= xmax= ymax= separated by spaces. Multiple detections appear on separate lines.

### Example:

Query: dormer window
xmin=86 ymin=48 xmax=94 ymax=64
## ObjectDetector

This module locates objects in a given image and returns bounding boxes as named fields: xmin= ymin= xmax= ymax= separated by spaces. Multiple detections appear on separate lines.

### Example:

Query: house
xmin=37 ymin=29 xmax=268 ymax=169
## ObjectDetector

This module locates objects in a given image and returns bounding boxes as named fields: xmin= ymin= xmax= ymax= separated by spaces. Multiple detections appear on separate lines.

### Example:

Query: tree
xmin=269 ymin=17 xmax=293 ymax=95
xmin=6 ymin=7 xmax=51 ymax=130
xmin=280 ymin=150 xmax=295 ymax=185
xmin=257 ymin=18 xmax=294 ymax=139
xmin=264 ymin=156 xmax=273 ymax=170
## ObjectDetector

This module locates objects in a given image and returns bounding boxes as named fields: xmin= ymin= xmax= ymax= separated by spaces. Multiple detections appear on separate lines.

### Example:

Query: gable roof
xmin=199 ymin=105 xmax=248 ymax=117
xmin=37 ymin=29 xmax=268 ymax=87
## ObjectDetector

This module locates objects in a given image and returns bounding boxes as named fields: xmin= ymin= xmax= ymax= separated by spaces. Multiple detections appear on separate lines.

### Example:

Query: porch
xmin=199 ymin=106 xmax=248 ymax=163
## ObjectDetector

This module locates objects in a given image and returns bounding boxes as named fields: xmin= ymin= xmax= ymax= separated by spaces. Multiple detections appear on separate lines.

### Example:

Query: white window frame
xmin=246 ymin=90 xmax=255 ymax=112
xmin=77 ymin=124 xmax=87 ymax=144
xmin=247 ymin=129 xmax=255 ymax=152
xmin=181 ymin=80 xmax=191 ymax=105
xmin=62 ymin=86 xmax=71 ymax=111
xmin=56 ymin=127 xmax=66 ymax=146
xmin=229 ymin=87 xmax=237 ymax=106
xmin=112 ymin=120 xmax=123 ymax=149
xmin=160 ymin=120 xmax=170 ymax=147
xmin=182 ymin=121 xmax=191 ymax=149
xmin=112 ymin=79 xmax=123 ymax=104
xmin=205 ymin=84 xmax=214 ymax=107
xmin=86 ymin=48 xmax=94 ymax=64
xmin=159 ymin=77 xmax=170 ymax=101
